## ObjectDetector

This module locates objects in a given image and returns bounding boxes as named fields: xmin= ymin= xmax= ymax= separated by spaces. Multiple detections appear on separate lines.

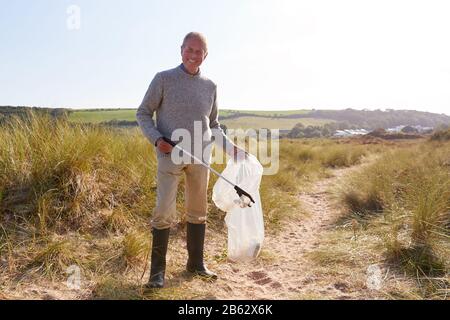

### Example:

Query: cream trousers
xmin=151 ymin=156 xmax=210 ymax=229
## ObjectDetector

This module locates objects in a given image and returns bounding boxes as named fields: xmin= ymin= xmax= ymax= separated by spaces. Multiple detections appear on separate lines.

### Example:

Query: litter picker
xmin=160 ymin=137 xmax=255 ymax=208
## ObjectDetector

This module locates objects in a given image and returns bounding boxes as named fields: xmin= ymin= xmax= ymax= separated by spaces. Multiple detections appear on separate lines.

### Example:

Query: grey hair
xmin=181 ymin=32 xmax=208 ymax=53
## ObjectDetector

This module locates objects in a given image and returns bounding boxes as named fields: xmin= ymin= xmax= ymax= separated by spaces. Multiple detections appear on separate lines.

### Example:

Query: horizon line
xmin=1 ymin=105 xmax=449 ymax=117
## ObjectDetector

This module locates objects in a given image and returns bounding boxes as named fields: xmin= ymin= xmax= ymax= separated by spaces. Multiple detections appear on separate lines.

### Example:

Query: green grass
xmin=68 ymin=109 xmax=317 ymax=128
xmin=68 ymin=108 xmax=331 ymax=131
xmin=69 ymin=109 xmax=139 ymax=123
xmin=220 ymin=109 xmax=312 ymax=117
xmin=221 ymin=117 xmax=334 ymax=130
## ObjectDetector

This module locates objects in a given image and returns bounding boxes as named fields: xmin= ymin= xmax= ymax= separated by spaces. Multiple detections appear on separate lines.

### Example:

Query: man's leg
xmin=184 ymin=164 xmax=217 ymax=279
xmin=147 ymin=157 xmax=183 ymax=288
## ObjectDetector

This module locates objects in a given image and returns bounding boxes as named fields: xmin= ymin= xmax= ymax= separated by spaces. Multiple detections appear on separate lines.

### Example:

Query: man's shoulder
xmin=198 ymin=74 xmax=217 ymax=88
xmin=156 ymin=66 xmax=180 ymax=79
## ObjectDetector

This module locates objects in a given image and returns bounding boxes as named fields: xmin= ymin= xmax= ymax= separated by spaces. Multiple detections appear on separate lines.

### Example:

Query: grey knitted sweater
xmin=136 ymin=64 xmax=234 ymax=159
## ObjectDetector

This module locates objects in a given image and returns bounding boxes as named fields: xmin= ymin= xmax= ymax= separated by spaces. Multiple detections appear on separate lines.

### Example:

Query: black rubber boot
xmin=186 ymin=223 xmax=217 ymax=280
xmin=146 ymin=227 xmax=170 ymax=289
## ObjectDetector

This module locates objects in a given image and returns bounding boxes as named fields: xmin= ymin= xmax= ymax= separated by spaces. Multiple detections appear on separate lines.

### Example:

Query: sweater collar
xmin=178 ymin=63 xmax=201 ymax=77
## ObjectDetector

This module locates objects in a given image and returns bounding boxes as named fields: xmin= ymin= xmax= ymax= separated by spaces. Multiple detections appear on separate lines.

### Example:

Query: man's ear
xmin=204 ymin=52 xmax=208 ymax=60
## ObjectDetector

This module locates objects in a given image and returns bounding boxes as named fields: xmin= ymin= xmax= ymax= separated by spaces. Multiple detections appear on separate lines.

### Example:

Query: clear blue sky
xmin=1 ymin=0 xmax=449 ymax=114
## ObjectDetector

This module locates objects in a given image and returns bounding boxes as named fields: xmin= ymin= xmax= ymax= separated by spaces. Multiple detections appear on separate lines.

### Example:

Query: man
xmin=136 ymin=32 xmax=246 ymax=288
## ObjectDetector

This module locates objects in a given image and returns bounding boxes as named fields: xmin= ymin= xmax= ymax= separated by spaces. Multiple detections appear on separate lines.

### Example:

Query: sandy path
xmin=166 ymin=163 xmax=367 ymax=299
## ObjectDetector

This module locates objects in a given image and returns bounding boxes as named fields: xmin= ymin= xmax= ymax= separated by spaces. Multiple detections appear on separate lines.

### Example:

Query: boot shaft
xmin=186 ymin=223 xmax=217 ymax=279
xmin=152 ymin=227 xmax=170 ymax=251
xmin=186 ymin=222 xmax=206 ymax=256
xmin=150 ymin=227 xmax=170 ymax=277
xmin=186 ymin=222 xmax=206 ymax=268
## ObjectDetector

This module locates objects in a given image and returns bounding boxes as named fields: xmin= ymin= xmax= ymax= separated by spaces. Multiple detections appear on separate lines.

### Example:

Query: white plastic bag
xmin=212 ymin=154 xmax=264 ymax=262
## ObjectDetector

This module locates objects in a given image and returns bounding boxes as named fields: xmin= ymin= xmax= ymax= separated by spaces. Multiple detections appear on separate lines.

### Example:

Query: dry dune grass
xmin=2 ymin=112 xmax=445 ymax=299
xmin=314 ymin=139 xmax=450 ymax=299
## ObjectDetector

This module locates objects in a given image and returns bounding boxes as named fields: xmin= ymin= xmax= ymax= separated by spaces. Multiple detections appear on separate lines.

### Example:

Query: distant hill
xmin=296 ymin=109 xmax=450 ymax=130
xmin=1 ymin=106 xmax=449 ymax=130
xmin=0 ymin=106 xmax=69 ymax=125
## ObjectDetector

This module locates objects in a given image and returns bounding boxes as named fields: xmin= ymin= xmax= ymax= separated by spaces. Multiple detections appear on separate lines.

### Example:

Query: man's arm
xmin=136 ymin=72 xmax=164 ymax=146
xmin=209 ymin=87 xmax=246 ymax=159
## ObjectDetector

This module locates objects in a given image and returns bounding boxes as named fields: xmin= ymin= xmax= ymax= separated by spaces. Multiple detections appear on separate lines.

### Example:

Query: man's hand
xmin=156 ymin=137 xmax=174 ymax=154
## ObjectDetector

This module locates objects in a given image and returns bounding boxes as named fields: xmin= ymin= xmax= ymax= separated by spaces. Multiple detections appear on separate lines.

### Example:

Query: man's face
xmin=181 ymin=37 xmax=207 ymax=74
